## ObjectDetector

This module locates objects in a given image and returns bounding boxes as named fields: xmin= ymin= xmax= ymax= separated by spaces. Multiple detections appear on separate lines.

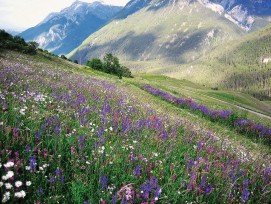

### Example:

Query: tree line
xmin=86 ymin=53 xmax=132 ymax=79
xmin=0 ymin=29 xmax=39 ymax=55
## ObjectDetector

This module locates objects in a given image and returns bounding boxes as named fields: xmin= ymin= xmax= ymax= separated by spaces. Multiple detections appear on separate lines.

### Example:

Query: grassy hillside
xmin=1 ymin=51 xmax=271 ymax=203
xmin=129 ymin=75 xmax=271 ymax=119
xmin=164 ymin=25 xmax=271 ymax=100
xmin=68 ymin=1 xmax=244 ymax=67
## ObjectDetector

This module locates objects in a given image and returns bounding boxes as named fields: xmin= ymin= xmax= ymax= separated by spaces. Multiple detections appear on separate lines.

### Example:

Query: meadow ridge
xmin=142 ymin=85 xmax=271 ymax=144
xmin=1 ymin=51 xmax=271 ymax=203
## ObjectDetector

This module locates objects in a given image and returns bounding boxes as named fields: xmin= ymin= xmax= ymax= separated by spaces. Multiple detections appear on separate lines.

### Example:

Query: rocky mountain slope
xmin=69 ymin=0 xmax=271 ymax=64
xmin=68 ymin=0 xmax=245 ymax=66
xmin=20 ymin=1 xmax=122 ymax=55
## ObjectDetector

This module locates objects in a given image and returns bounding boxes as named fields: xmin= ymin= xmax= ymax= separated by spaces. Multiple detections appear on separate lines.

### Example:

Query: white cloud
xmin=0 ymin=0 xmax=129 ymax=31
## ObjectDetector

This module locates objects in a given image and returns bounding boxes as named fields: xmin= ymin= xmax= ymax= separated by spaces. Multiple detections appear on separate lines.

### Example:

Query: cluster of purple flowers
xmin=143 ymin=85 xmax=232 ymax=120
xmin=234 ymin=118 xmax=271 ymax=139
xmin=143 ymin=85 xmax=271 ymax=140
xmin=140 ymin=176 xmax=161 ymax=202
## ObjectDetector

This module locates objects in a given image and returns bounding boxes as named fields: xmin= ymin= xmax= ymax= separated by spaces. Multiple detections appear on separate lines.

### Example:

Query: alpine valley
xmin=68 ymin=0 xmax=271 ymax=98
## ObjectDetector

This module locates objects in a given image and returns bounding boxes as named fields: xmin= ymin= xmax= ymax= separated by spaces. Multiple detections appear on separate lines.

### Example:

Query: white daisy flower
xmin=15 ymin=181 xmax=23 ymax=188
xmin=4 ymin=161 xmax=14 ymax=168
xmin=2 ymin=175 xmax=8 ymax=181
xmin=2 ymin=192 xmax=10 ymax=203
xmin=6 ymin=171 xmax=14 ymax=179
xmin=5 ymin=183 xmax=13 ymax=189
xmin=19 ymin=108 xmax=25 ymax=115
xmin=15 ymin=190 xmax=26 ymax=198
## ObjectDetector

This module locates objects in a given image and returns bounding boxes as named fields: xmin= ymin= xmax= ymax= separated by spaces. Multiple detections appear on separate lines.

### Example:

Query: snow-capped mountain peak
xmin=20 ymin=1 xmax=122 ymax=55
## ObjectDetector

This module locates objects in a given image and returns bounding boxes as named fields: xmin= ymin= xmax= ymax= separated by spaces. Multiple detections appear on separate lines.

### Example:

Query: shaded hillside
xmin=166 ymin=25 xmax=271 ymax=100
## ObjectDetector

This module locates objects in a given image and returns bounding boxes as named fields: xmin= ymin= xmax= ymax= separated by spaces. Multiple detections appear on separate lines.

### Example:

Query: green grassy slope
xmin=2 ymin=51 xmax=271 ymax=151
xmin=68 ymin=1 xmax=244 ymax=67
xmin=1 ymin=51 xmax=271 ymax=203
xmin=126 ymin=74 xmax=271 ymax=124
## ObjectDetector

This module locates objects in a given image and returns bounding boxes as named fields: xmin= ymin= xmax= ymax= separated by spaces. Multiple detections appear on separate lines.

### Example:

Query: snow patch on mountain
xmin=198 ymin=0 xmax=224 ymax=15
xmin=197 ymin=0 xmax=257 ymax=31
xmin=263 ymin=57 xmax=271 ymax=64
xmin=224 ymin=5 xmax=254 ymax=31
xmin=35 ymin=25 xmax=65 ymax=50
xmin=228 ymin=5 xmax=254 ymax=30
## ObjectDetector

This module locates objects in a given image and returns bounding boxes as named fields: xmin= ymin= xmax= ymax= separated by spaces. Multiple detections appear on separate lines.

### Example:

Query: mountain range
xmin=17 ymin=0 xmax=271 ymax=99
xmin=68 ymin=0 xmax=271 ymax=65
xmin=20 ymin=1 xmax=122 ymax=55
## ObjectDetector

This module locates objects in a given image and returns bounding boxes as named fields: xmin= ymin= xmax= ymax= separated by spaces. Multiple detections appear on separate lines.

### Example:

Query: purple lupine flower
xmin=99 ymin=175 xmax=108 ymax=190
xmin=112 ymin=194 xmax=117 ymax=204
xmin=97 ymin=127 xmax=104 ymax=137
xmin=205 ymin=185 xmax=213 ymax=194
xmin=121 ymin=197 xmax=128 ymax=204
xmin=30 ymin=155 xmax=37 ymax=172
xmin=187 ymin=182 xmax=193 ymax=191
xmin=189 ymin=101 xmax=199 ymax=110
xmin=151 ymin=177 xmax=157 ymax=188
xmin=135 ymin=165 xmax=141 ymax=178
xmin=199 ymin=105 xmax=209 ymax=115
xmin=161 ymin=131 xmax=168 ymax=140
xmin=81 ymin=107 xmax=89 ymax=116
xmin=154 ymin=186 xmax=162 ymax=200
xmin=61 ymin=175 xmax=65 ymax=185
xmin=78 ymin=135 xmax=85 ymax=150
xmin=54 ymin=125 xmax=61 ymax=135
xmin=26 ymin=145 xmax=31 ymax=153
xmin=36 ymin=131 xmax=41 ymax=141
xmin=201 ymin=176 xmax=207 ymax=188
xmin=197 ymin=142 xmax=203 ymax=151
xmin=37 ymin=188 xmax=43 ymax=196
xmin=243 ymin=179 xmax=249 ymax=186
xmin=218 ymin=110 xmax=232 ymax=119
xmin=241 ymin=188 xmax=250 ymax=202
xmin=55 ymin=169 xmax=60 ymax=177
xmin=49 ymin=177 xmax=56 ymax=183
xmin=190 ymin=172 xmax=196 ymax=181
xmin=234 ymin=119 xmax=249 ymax=126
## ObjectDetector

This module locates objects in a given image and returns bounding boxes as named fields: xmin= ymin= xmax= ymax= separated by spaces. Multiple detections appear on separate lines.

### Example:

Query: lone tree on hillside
xmin=86 ymin=53 xmax=132 ymax=79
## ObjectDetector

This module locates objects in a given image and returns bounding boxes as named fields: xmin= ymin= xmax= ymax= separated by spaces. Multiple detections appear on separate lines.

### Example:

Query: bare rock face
xmin=204 ymin=0 xmax=271 ymax=30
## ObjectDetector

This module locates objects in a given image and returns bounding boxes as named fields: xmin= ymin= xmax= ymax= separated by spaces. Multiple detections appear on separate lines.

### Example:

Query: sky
xmin=0 ymin=0 xmax=129 ymax=32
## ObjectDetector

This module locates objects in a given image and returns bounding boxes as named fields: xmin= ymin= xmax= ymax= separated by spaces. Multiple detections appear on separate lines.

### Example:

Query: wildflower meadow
xmin=0 ymin=54 xmax=271 ymax=203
